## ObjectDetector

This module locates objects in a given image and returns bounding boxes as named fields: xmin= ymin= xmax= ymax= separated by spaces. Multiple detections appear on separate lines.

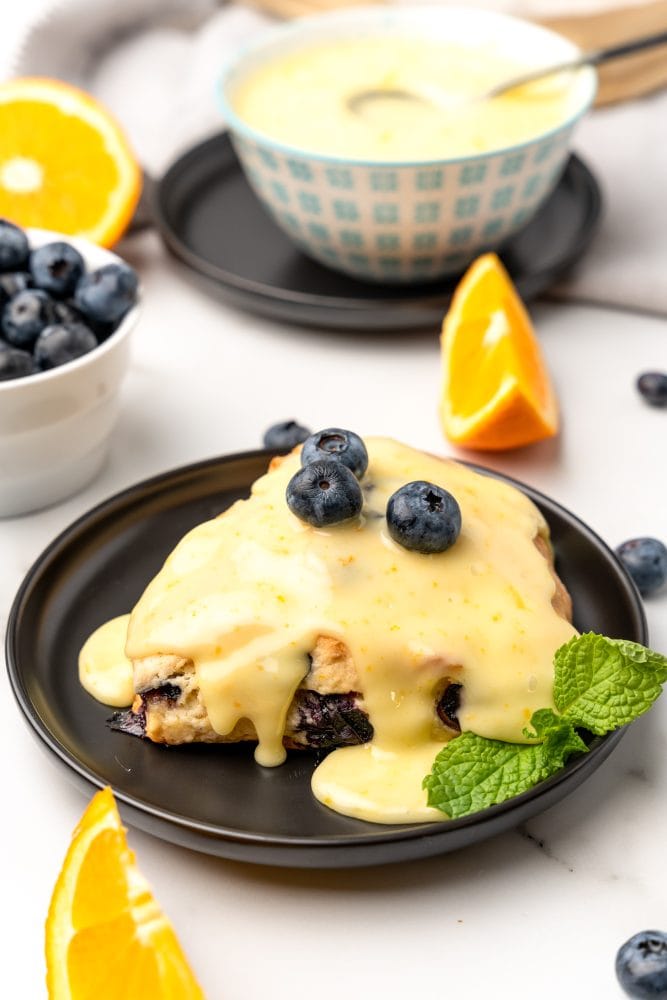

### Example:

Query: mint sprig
xmin=423 ymin=634 xmax=667 ymax=819
xmin=554 ymin=633 xmax=667 ymax=734
xmin=423 ymin=714 xmax=586 ymax=819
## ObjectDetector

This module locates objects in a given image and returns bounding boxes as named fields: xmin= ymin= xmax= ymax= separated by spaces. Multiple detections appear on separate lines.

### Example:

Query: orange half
xmin=439 ymin=253 xmax=559 ymax=451
xmin=0 ymin=77 xmax=141 ymax=246
xmin=45 ymin=787 xmax=204 ymax=1000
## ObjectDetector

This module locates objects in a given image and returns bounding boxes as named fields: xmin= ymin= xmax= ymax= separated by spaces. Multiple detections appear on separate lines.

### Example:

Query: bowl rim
xmin=0 ymin=227 xmax=140 ymax=395
xmin=217 ymin=3 xmax=598 ymax=169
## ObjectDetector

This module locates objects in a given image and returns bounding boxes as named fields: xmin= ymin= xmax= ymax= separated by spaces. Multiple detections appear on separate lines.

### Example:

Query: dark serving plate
xmin=151 ymin=133 xmax=602 ymax=331
xmin=6 ymin=450 xmax=645 ymax=868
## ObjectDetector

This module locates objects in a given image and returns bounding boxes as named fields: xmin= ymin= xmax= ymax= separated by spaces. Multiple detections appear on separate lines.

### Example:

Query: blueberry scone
xmin=84 ymin=432 xmax=576 ymax=823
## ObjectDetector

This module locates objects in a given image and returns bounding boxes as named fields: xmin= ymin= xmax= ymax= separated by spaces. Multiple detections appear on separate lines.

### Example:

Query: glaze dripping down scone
xmin=114 ymin=538 xmax=571 ymax=751
xmin=114 ymin=634 xmax=376 ymax=750
xmin=110 ymin=437 xmax=577 ymax=822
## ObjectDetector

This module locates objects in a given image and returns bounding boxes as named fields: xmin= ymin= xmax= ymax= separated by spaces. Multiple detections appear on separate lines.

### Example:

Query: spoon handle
xmin=589 ymin=29 xmax=667 ymax=67
xmin=488 ymin=29 xmax=667 ymax=97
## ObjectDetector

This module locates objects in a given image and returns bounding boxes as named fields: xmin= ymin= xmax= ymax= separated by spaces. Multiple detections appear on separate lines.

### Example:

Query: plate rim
xmin=151 ymin=133 xmax=602 ymax=325
xmin=5 ymin=449 xmax=646 ymax=858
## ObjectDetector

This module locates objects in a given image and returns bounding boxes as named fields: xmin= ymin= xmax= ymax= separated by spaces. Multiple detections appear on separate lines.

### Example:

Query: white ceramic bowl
xmin=219 ymin=5 xmax=596 ymax=284
xmin=0 ymin=229 xmax=139 ymax=517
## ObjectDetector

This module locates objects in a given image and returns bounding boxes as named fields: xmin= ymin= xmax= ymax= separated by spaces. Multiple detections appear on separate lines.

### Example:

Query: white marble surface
xmin=2 ymin=225 xmax=666 ymax=999
xmin=2 ymin=2 xmax=667 ymax=996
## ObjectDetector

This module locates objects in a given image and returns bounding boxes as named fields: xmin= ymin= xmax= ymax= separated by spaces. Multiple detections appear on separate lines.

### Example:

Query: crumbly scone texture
xmin=118 ymin=540 xmax=571 ymax=747
xmin=115 ymin=451 xmax=573 ymax=748
xmin=130 ymin=636 xmax=364 ymax=746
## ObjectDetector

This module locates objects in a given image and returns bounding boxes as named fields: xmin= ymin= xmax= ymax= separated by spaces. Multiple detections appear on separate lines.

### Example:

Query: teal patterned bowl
xmin=218 ymin=6 xmax=596 ymax=285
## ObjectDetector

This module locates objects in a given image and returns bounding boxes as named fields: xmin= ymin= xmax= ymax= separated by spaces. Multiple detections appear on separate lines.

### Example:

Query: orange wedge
xmin=45 ymin=787 xmax=204 ymax=1000
xmin=0 ymin=78 xmax=141 ymax=247
xmin=439 ymin=253 xmax=559 ymax=451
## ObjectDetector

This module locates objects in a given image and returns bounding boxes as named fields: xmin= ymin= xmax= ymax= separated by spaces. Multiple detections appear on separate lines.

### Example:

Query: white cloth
xmin=552 ymin=89 xmax=667 ymax=316
xmin=8 ymin=0 xmax=667 ymax=316
xmin=9 ymin=1 xmax=274 ymax=174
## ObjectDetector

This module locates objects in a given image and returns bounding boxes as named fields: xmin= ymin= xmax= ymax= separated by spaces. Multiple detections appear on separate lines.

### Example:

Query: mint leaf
xmin=424 ymin=634 xmax=667 ymax=819
xmin=554 ymin=633 xmax=667 ymax=735
xmin=423 ymin=733 xmax=544 ymax=818
xmin=524 ymin=707 xmax=566 ymax=740
xmin=524 ymin=709 xmax=588 ymax=769
xmin=423 ymin=712 xmax=587 ymax=819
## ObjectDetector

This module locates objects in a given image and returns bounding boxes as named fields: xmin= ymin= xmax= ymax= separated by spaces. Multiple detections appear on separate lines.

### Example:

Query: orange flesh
xmin=440 ymin=253 xmax=558 ymax=451
xmin=0 ymin=78 xmax=141 ymax=246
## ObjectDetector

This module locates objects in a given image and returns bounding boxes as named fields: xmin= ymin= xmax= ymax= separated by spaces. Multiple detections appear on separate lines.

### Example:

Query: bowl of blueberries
xmin=0 ymin=220 xmax=140 ymax=517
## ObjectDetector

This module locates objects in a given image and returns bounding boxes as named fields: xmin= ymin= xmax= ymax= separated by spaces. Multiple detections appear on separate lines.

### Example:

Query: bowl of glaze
xmin=218 ymin=5 xmax=597 ymax=284
xmin=0 ymin=229 xmax=140 ymax=518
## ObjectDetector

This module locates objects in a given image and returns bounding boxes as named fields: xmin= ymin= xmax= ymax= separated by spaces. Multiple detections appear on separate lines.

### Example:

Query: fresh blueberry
xmin=263 ymin=420 xmax=311 ymax=452
xmin=52 ymin=299 xmax=84 ymax=325
xmin=616 ymin=930 xmax=667 ymax=998
xmin=87 ymin=318 xmax=116 ymax=343
xmin=301 ymin=428 xmax=368 ymax=480
xmin=286 ymin=460 xmax=363 ymax=527
xmin=637 ymin=372 xmax=667 ymax=408
xmin=53 ymin=298 xmax=115 ymax=341
xmin=30 ymin=241 xmax=85 ymax=299
xmin=1 ymin=289 xmax=57 ymax=349
xmin=0 ymin=220 xmax=29 ymax=272
xmin=34 ymin=322 xmax=97 ymax=370
xmin=386 ymin=481 xmax=462 ymax=554
xmin=0 ymin=271 xmax=31 ymax=306
xmin=74 ymin=263 xmax=138 ymax=325
xmin=0 ymin=342 xmax=35 ymax=380
xmin=616 ymin=537 xmax=667 ymax=597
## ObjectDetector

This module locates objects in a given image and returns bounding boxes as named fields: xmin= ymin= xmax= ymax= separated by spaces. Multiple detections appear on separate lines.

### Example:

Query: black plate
xmin=6 ymin=451 xmax=644 ymax=868
xmin=152 ymin=133 xmax=601 ymax=331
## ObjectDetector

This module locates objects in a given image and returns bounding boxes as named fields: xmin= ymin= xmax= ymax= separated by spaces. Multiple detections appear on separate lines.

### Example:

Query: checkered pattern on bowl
xmin=231 ymin=128 xmax=576 ymax=283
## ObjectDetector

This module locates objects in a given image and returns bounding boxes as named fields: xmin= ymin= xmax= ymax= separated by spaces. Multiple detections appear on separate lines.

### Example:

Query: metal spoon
xmin=347 ymin=29 xmax=667 ymax=115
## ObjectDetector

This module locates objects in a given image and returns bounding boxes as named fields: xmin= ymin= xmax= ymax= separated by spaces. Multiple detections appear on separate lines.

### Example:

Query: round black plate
xmin=152 ymin=133 xmax=601 ymax=331
xmin=6 ymin=451 xmax=644 ymax=868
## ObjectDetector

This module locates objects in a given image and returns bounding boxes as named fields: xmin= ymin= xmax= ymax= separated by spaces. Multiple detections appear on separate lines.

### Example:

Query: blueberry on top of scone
xmin=301 ymin=428 xmax=369 ymax=479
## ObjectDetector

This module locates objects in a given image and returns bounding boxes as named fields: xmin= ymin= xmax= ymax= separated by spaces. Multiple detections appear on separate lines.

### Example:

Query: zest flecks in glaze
xmin=81 ymin=438 xmax=576 ymax=824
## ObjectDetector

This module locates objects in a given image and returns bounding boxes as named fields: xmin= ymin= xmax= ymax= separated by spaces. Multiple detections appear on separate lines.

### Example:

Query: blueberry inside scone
xmin=111 ymin=532 xmax=570 ymax=751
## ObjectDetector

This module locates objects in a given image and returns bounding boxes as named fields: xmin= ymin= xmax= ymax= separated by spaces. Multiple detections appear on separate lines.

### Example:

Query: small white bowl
xmin=219 ymin=5 xmax=597 ymax=284
xmin=0 ymin=229 xmax=140 ymax=517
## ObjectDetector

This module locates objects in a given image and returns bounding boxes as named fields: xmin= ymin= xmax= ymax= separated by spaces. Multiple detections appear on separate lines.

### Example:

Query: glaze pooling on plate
xmin=79 ymin=614 xmax=133 ymax=707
